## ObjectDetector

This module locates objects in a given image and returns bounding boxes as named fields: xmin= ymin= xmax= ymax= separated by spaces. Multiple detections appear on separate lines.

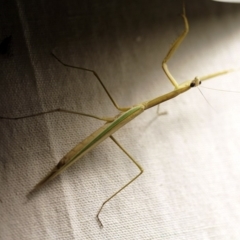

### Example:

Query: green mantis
xmin=0 ymin=6 xmax=234 ymax=227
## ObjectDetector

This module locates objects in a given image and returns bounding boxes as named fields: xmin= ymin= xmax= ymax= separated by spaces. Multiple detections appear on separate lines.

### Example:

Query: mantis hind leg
xmin=52 ymin=52 xmax=130 ymax=112
xmin=162 ymin=4 xmax=188 ymax=89
xmin=96 ymin=135 xmax=143 ymax=228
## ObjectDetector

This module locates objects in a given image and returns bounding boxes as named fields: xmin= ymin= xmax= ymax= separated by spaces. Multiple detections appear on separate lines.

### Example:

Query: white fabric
xmin=1 ymin=0 xmax=240 ymax=239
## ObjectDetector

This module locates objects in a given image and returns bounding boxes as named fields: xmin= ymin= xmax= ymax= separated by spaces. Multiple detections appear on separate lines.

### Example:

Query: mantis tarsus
xmin=0 ymin=6 xmax=234 ymax=227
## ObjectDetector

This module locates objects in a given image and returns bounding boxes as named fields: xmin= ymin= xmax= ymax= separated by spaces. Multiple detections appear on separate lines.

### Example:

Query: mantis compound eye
xmin=190 ymin=77 xmax=201 ymax=87
xmin=190 ymin=82 xmax=196 ymax=87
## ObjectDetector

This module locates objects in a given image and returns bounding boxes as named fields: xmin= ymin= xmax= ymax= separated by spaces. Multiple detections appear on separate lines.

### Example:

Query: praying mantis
xmin=0 ymin=6 xmax=235 ymax=228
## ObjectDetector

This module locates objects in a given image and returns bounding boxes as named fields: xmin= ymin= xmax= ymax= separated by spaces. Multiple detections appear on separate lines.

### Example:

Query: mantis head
xmin=190 ymin=77 xmax=202 ymax=87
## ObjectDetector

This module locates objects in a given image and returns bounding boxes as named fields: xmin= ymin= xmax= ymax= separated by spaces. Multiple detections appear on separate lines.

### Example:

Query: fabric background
xmin=1 ymin=0 xmax=240 ymax=239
